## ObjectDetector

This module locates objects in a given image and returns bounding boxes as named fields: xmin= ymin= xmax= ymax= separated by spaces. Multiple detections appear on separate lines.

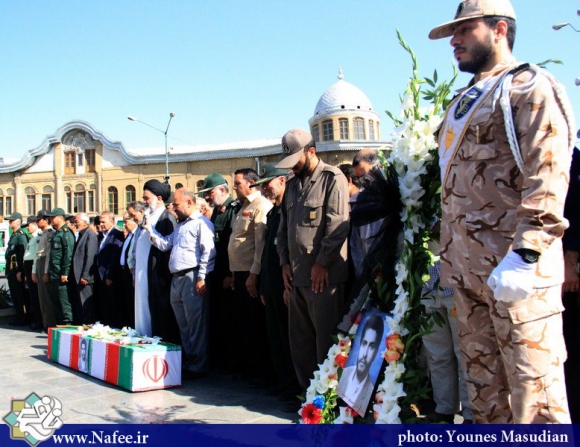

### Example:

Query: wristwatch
xmin=513 ymin=248 xmax=540 ymax=264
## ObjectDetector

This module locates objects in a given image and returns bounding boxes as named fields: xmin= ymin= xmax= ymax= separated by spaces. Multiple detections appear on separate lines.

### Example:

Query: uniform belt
xmin=172 ymin=266 xmax=199 ymax=277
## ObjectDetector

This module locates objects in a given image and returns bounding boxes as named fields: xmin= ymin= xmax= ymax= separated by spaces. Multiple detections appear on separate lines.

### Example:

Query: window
xmin=339 ymin=118 xmax=349 ymax=140
xmin=85 ymin=149 xmax=96 ymax=173
xmin=108 ymin=186 xmax=118 ymax=214
xmin=42 ymin=186 xmax=54 ymax=212
xmin=368 ymin=120 xmax=375 ymax=141
xmin=64 ymin=187 xmax=72 ymax=213
xmin=5 ymin=189 xmax=14 ymax=216
xmin=175 ymin=183 xmax=183 ymax=190
xmin=65 ymin=151 xmax=76 ymax=175
xmin=196 ymin=180 xmax=205 ymax=193
xmin=42 ymin=194 xmax=51 ymax=211
xmin=25 ymin=187 xmax=36 ymax=216
xmin=88 ymin=184 xmax=96 ymax=213
xmin=125 ymin=185 xmax=136 ymax=204
xmin=312 ymin=124 xmax=320 ymax=142
xmin=73 ymin=184 xmax=85 ymax=213
xmin=322 ymin=120 xmax=333 ymax=141
xmin=77 ymin=153 xmax=84 ymax=167
xmin=354 ymin=118 xmax=365 ymax=140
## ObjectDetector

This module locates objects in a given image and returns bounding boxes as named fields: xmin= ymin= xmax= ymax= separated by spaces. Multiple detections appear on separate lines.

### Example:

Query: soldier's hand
xmin=311 ymin=263 xmax=329 ymax=294
xmin=106 ymin=279 xmax=113 ymax=287
xmin=43 ymin=274 xmax=50 ymax=283
xmin=246 ymin=273 xmax=258 ymax=298
xmin=282 ymin=264 xmax=293 ymax=292
xmin=260 ymin=294 xmax=266 ymax=306
xmin=60 ymin=275 xmax=68 ymax=284
xmin=80 ymin=278 xmax=89 ymax=286
xmin=16 ymin=272 xmax=22 ymax=282
xmin=32 ymin=273 xmax=38 ymax=284
xmin=223 ymin=275 xmax=234 ymax=290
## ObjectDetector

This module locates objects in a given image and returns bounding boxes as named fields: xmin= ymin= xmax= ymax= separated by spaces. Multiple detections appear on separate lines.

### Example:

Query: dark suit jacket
xmin=73 ymin=228 xmax=98 ymax=284
xmin=97 ymin=227 xmax=124 ymax=282
xmin=148 ymin=209 xmax=177 ymax=288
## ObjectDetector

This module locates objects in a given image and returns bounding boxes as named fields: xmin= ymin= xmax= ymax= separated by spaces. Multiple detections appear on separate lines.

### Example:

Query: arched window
xmin=108 ymin=186 xmax=118 ymax=215
xmin=175 ymin=183 xmax=184 ymax=190
xmin=64 ymin=186 xmax=72 ymax=214
xmin=125 ymin=185 xmax=136 ymax=204
xmin=25 ymin=187 xmax=36 ymax=216
xmin=88 ymin=184 xmax=96 ymax=213
xmin=42 ymin=186 xmax=54 ymax=212
xmin=339 ymin=118 xmax=349 ymax=140
xmin=322 ymin=120 xmax=334 ymax=141
xmin=368 ymin=120 xmax=375 ymax=141
xmin=312 ymin=124 xmax=320 ymax=142
xmin=353 ymin=118 xmax=365 ymax=140
xmin=196 ymin=180 xmax=205 ymax=193
xmin=74 ymin=184 xmax=86 ymax=213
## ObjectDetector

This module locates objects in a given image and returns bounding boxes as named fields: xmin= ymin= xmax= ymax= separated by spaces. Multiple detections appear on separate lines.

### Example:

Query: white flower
xmin=333 ymin=407 xmax=354 ymax=424
xmin=327 ymin=344 xmax=341 ymax=359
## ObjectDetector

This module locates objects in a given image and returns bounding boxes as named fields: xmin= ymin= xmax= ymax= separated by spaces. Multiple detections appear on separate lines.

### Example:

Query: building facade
xmin=0 ymin=71 xmax=390 ymax=219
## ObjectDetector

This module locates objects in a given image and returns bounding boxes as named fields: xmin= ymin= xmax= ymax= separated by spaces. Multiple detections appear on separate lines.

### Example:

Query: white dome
xmin=312 ymin=69 xmax=374 ymax=119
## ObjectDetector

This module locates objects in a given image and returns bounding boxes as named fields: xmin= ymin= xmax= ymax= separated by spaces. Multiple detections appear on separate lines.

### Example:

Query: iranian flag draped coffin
xmin=47 ymin=327 xmax=181 ymax=392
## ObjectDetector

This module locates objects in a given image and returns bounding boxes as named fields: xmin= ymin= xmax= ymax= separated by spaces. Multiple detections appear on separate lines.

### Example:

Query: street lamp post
xmin=128 ymin=112 xmax=176 ymax=186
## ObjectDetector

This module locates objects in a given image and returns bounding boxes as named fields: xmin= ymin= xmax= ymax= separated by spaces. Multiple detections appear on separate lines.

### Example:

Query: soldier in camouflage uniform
xmin=46 ymin=207 xmax=75 ymax=325
xmin=430 ymin=0 xmax=575 ymax=423
xmin=5 ymin=212 xmax=31 ymax=326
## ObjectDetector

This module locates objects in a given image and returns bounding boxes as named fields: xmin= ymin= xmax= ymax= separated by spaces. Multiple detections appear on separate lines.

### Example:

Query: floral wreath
xmin=299 ymin=32 xmax=457 ymax=424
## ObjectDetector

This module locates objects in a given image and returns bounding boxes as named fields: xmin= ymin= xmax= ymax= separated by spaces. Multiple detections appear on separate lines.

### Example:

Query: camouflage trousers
xmin=455 ymin=285 xmax=570 ymax=423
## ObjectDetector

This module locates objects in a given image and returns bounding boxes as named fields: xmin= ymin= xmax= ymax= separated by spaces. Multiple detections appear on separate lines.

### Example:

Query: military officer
xmin=5 ymin=212 xmax=31 ymax=326
xmin=47 ymin=207 xmax=75 ymax=324
xmin=198 ymin=173 xmax=239 ymax=372
xmin=276 ymin=128 xmax=350 ymax=393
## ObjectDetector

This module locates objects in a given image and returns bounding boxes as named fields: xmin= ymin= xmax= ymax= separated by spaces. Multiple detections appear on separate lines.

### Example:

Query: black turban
xmin=143 ymin=179 xmax=170 ymax=201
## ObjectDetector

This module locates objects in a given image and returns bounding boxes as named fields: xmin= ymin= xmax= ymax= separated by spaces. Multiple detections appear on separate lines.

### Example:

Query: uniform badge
xmin=454 ymin=86 xmax=483 ymax=120
xmin=309 ymin=210 xmax=317 ymax=220
xmin=242 ymin=211 xmax=252 ymax=217
xmin=283 ymin=144 xmax=291 ymax=154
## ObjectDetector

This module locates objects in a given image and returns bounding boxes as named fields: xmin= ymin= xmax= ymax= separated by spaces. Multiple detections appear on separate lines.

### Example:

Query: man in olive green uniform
xmin=47 ymin=208 xmax=75 ymax=324
xmin=198 ymin=174 xmax=239 ymax=372
xmin=276 ymin=128 xmax=350 ymax=391
xmin=5 ymin=212 xmax=31 ymax=326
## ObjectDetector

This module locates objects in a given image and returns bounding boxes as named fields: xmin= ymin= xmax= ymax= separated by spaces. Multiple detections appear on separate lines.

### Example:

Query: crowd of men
xmin=3 ymin=0 xmax=580 ymax=424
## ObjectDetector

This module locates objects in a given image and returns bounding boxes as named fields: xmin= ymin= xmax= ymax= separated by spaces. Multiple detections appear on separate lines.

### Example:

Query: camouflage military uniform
xmin=439 ymin=61 xmax=573 ymax=423
xmin=48 ymin=225 xmax=75 ymax=324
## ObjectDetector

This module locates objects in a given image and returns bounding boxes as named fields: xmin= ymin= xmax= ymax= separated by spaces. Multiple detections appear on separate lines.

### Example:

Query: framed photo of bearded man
xmin=337 ymin=308 xmax=388 ymax=416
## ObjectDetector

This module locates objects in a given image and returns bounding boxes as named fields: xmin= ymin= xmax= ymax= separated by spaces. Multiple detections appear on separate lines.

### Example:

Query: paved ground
xmin=0 ymin=315 xmax=294 ymax=425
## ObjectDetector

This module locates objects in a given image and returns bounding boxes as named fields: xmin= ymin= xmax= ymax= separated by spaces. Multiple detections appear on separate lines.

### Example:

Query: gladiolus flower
xmin=375 ymin=391 xmax=385 ymax=404
xmin=384 ymin=349 xmax=401 ymax=363
xmin=335 ymin=353 xmax=348 ymax=369
xmin=302 ymin=403 xmax=322 ymax=424
xmin=386 ymin=334 xmax=405 ymax=352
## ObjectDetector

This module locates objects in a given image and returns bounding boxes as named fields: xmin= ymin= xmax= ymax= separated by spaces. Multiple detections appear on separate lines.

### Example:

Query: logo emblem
xmin=142 ymin=356 xmax=169 ymax=383
xmin=3 ymin=393 xmax=64 ymax=446
xmin=454 ymin=86 xmax=483 ymax=120
xmin=282 ymin=144 xmax=291 ymax=154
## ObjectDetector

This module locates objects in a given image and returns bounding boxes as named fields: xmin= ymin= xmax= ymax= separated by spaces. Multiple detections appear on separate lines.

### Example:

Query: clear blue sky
xmin=0 ymin=0 xmax=578 ymax=159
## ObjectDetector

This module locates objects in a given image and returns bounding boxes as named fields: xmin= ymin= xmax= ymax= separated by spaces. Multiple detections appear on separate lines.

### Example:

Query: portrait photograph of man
xmin=337 ymin=308 xmax=387 ymax=416
xmin=78 ymin=337 xmax=89 ymax=373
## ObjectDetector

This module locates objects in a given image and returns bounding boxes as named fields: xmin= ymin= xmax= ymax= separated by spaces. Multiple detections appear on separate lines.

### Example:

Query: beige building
xmin=0 ymin=71 xmax=390 ymax=219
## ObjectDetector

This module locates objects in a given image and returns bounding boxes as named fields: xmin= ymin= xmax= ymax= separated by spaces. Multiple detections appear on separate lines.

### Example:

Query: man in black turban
xmin=133 ymin=179 xmax=179 ymax=344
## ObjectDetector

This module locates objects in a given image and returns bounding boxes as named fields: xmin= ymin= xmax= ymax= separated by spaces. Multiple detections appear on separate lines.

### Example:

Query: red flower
xmin=384 ymin=349 xmax=401 ymax=363
xmin=302 ymin=403 xmax=323 ymax=424
xmin=335 ymin=353 xmax=348 ymax=369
